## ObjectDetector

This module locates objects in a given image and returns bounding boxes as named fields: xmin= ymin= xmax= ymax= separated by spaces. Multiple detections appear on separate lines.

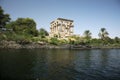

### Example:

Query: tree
xmin=98 ymin=28 xmax=109 ymax=40
xmin=83 ymin=30 xmax=92 ymax=39
xmin=6 ymin=18 xmax=38 ymax=36
xmin=114 ymin=37 xmax=120 ymax=43
xmin=39 ymin=28 xmax=48 ymax=38
xmin=0 ymin=6 xmax=11 ymax=29
xmin=6 ymin=21 xmax=15 ymax=29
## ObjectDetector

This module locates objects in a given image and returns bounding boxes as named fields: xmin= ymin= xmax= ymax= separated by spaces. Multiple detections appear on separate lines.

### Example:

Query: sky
xmin=0 ymin=0 xmax=120 ymax=38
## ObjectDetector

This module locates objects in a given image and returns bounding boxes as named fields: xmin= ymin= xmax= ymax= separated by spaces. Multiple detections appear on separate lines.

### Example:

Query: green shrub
xmin=0 ymin=33 xmax=7 ymax=40
xmin=50 ymin=37 xmax=59 ymax=45
xmin=17 ymin=39 xmax=31 ymax=45
xmin=59 ymin=39 xmax=68 ymax=44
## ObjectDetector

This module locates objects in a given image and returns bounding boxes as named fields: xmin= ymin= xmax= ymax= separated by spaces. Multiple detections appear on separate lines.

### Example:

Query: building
xmin=49 ymin=18 xmax=74 ymax=38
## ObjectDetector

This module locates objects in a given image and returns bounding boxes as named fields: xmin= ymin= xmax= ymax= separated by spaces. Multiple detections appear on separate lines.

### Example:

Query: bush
xmin=17 ymin=39 xmax=31 ymax=45
xmin=50 ymin=37 xmax=59 ymax=45
xmin=0 ymin=33 xmax=7 ymax=40
xmin=59 ymin=39 xmax=68 ymax=44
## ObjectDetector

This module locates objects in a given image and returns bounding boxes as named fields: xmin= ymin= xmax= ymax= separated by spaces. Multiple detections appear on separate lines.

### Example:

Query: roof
xmin=50 ymin=18 xmax=73 ymax=24
xmin=57 ymin=18 xmax=73 ymax=22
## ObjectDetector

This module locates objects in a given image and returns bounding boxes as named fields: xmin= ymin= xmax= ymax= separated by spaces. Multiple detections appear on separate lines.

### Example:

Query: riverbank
xmin=0 ymin=40 xmax=70 ymax=49
xmin=0 ymin=40 xmax=120 ymax=49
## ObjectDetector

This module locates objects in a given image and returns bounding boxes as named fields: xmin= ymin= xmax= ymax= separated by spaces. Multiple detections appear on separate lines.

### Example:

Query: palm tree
xmin=98 ymin=28 xmax=109 ymax=40
xmin=83 ymin=30 xmax=92 ymax=39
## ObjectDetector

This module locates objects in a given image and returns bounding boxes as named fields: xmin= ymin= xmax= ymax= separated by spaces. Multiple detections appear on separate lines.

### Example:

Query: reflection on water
xmin=0 ymin=49 xmax=120 ymax=80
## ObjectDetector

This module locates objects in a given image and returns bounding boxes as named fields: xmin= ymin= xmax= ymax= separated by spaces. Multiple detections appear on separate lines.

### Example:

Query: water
xmin=0 ymin=49 xmax=120 ymax=80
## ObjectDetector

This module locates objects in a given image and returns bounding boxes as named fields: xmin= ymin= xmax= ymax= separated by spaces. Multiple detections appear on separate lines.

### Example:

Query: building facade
xmin=49 ymin=18 xmax=74 ymax=38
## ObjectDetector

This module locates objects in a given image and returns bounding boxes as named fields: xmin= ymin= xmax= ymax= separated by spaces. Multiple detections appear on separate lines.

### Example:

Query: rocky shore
xmin=0 ymin=40 xmax=71 ymax=49
xmin=0 ymin=40 xmax=120 ymax=49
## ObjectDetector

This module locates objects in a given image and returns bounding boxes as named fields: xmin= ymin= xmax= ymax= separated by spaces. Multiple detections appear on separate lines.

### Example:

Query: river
xmin=0 ymin=49 xmax=120 ymax=80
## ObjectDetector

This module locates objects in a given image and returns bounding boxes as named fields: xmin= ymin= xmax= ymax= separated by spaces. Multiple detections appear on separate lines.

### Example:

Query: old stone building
xmin=49 ymin=18 xmax=74 ymax=38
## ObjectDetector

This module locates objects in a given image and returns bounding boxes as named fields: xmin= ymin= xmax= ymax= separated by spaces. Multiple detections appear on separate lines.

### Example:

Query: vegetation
xmin=49 ymin=37 xmax=59 ymax=45
xmin=6 ymin=18 xmax=38 ymax=36
xmin=0 ymin=6 xmax=120 ymax=48
xmin=83 ymin=30 xmax=92 ymax=44
xmin=0 ymin=6 xmax=11 ymax=29
xmin=98 ymin=28 xmax=109 ymax=40
xmin=83 ymin=30 xmax=92 ymax=39
xmin=39 ymin=28 xmax=48 ymax=38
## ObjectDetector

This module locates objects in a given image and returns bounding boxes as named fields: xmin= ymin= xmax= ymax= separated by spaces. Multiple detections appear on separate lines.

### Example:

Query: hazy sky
xmin=0 ymin=0 xmax=120 ymax=38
